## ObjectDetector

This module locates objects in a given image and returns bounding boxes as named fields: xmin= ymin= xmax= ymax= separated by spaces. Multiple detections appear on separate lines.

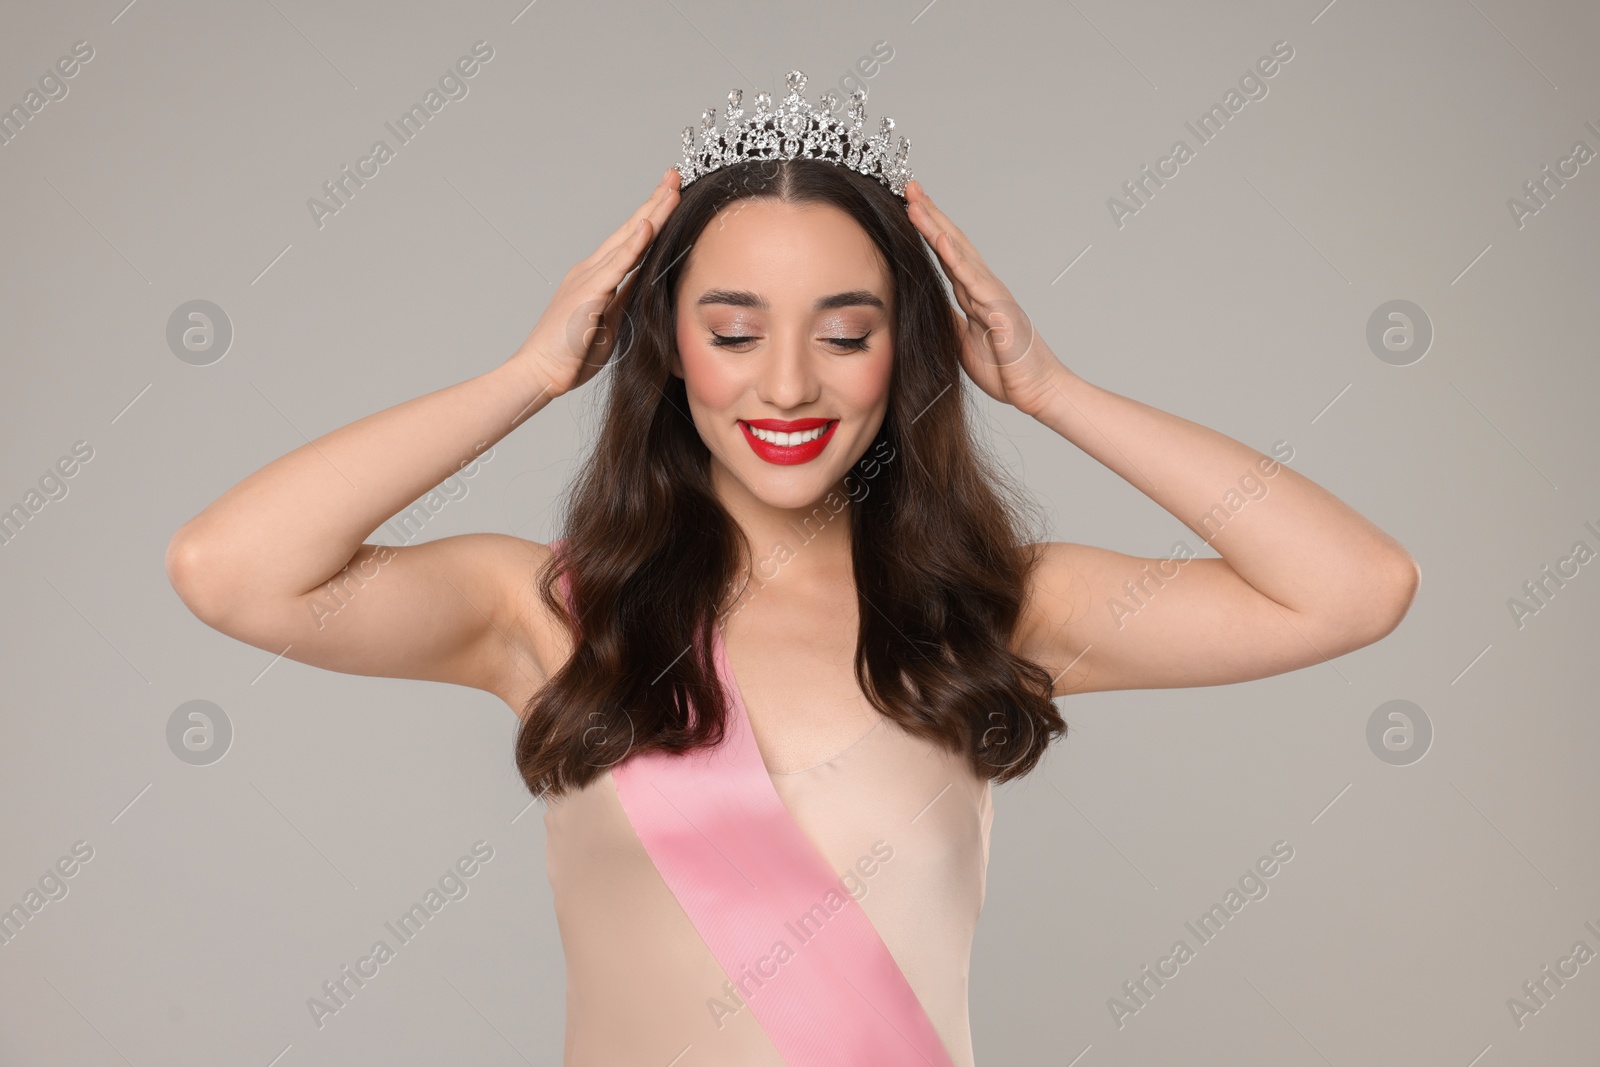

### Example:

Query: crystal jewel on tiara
xmin=674 ymin=69 xmax=914 ymax=198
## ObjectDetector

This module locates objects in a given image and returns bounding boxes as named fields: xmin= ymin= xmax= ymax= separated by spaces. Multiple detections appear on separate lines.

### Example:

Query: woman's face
xmin=672 ymin=197 xmax=895 ymax=513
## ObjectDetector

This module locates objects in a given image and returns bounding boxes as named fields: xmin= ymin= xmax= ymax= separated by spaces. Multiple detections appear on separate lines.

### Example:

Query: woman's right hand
xmin=509 ymin=166 xmax=682 ymax=399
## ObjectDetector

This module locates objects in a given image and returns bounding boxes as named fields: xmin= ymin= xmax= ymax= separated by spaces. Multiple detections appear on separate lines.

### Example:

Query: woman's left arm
xmin=905 ymin=180 xmax=1420 ymax=695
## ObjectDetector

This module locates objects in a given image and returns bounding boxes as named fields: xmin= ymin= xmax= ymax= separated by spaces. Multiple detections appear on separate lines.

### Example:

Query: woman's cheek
xmin=676 ymin=340 xmax=747 ymax=410
xmin=850 ymin=342 xmax=895 ymax=409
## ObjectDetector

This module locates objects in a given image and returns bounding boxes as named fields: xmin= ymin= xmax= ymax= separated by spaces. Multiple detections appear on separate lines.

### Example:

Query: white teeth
xmin=747 ymin=422 xmax=829 ymax=446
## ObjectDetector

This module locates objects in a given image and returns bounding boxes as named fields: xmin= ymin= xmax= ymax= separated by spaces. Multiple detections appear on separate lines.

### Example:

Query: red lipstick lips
xmin=739 ymin=418 xmax=837 ymax=465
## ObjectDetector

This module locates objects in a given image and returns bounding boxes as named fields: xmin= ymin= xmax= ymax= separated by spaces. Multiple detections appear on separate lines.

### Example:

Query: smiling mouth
xmin=738 ymin=419 xmax=838 ymax=465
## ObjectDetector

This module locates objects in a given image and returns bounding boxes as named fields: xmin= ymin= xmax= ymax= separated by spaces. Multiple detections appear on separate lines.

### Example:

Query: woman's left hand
xmin=905 ymin=179 xmax=1068 ymax=419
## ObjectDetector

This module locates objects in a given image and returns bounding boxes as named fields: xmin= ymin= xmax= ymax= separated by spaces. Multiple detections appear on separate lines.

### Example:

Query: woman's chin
xmin=711 ymin=442 xmax=860 ymax=515
xmin=728 ymin=465 xmax=848 ymax=513
xmin=748 ymin=480 xmax=839 ymax=513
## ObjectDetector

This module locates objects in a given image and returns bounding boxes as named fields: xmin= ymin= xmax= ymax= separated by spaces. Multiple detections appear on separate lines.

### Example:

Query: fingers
xmin=634 ymin=168 xmax=680 ymax=237
xmin=584 ymin=219 xmax=654 ymax=322
xmin=904 ymin=183 xmax=1041 ymax=375
xmin=598 ymin=260 xmax=641 ymax=352
xmin=906 ymin=180 xmax=982 ymax=265
xmin=589 ymin=193 xmax=660 ymax=267
xmin=907 ymin=187 xmax=1022 ymax=339
xmin=905 ymin=188 xmax=975 ymax=313
xmin=906 ymin=182 xmax=993 ymax=283
xmin=623 ymin=169 xmax=676 ymax=236
xmin=938 ymin=231 xmax=980 ymax=308
xmin=926 ymin=227 xmax=978 ymax=321
xmin=588 ymin=213 xmax=660 ymax=364
xmin=590 ymin=168 xmax=679 ymax=267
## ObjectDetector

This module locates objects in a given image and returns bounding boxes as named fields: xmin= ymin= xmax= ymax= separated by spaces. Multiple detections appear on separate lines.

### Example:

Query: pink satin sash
xmin=551 ymin=541 xmax=953 ymax=1065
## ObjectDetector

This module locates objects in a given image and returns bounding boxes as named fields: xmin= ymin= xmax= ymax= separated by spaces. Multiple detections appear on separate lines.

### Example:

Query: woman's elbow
xmin=165 ymin=528 xmax=234 ymax=626
xmin=1360 ymin=550 xmax=1421 ymax=644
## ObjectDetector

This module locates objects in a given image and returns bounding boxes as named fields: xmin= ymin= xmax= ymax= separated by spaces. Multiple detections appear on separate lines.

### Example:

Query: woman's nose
xmin=754 ymin=333 xmax=821 ymax=409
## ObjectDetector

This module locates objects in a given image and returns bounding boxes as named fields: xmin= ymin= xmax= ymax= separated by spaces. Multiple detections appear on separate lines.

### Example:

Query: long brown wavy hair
xmin=515 ymin=157 xmax=1065 ymax=800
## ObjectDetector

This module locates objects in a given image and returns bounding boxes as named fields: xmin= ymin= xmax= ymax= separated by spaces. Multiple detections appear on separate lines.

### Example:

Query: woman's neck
xmin=710 ymin=462 xmax=856 ymax=592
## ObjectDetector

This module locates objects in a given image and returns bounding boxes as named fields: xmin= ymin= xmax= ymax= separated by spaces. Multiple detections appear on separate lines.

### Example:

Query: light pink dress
xmin=541 ymin=619 xmax=995 ymax=1065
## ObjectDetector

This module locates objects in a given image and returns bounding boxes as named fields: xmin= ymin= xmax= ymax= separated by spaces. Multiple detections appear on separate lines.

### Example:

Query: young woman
xmin=165 ymin=76 xmax=1418 ymax=1066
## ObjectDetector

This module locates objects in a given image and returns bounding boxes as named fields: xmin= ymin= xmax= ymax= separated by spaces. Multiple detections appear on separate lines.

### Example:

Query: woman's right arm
xmin=166 ymin=358 xmax=561 ymax=717
xmin=165 ymin=168 xmax=682 ymax=719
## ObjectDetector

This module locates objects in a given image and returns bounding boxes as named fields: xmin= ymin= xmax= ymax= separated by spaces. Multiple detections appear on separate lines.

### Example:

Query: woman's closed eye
xmin=708 ymin=331 xmax=872 ymax=351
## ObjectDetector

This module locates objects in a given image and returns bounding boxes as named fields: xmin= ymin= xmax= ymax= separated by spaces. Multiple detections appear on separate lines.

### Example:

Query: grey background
xmin=2 ymin=0 xmax=1597 ymax=1064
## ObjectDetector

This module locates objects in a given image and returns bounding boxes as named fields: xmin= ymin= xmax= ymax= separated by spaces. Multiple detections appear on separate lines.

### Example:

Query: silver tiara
xmin=674 ymin=69 xmax=914 ymax=198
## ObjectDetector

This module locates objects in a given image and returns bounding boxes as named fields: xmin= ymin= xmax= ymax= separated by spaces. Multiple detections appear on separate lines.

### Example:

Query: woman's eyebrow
xmin=695 ymin=288 xmax=886 ymax=312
